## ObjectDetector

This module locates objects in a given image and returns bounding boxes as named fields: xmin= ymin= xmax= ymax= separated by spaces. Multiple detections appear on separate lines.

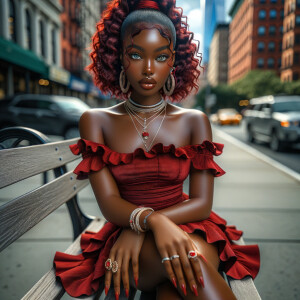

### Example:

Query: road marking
xmin=214 ymin=128 xmax=300 ymax=183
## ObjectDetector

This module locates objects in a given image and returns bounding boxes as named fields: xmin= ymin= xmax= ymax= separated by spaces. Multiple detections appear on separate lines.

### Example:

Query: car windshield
xmin=54 ymin=98 xmax=90 ymax=112
xmin=219 ymin=109 xmax=238 ymax=115
xmin=273 ymin=101 xmax=300 ymax=112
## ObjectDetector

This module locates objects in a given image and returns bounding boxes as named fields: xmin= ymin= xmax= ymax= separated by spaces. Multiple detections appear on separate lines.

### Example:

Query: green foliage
xmin=195 ymin=70 xmax=300 ymax=113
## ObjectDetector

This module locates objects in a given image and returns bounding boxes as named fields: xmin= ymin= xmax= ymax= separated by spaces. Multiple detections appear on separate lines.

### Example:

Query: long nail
xmin=105 ymin=285 xmax=109 ymax=295
xmin=199 ymin=276 xmax=205 ymax=288
xmin=171 ymin=277 xmax=177 ymax=288
xmin=115 ymin=291 xmax=119 ymax=300
xmin=192 ymin=284 xmax=198 ymax=296
xmin=125 ymin=288 xmax=129 ymax=298
xmin=199 ymin=254 xmax=208 ymax=264
xmin=134 ymin=277 xmax=138 ymax=287
xmin=181 ymin=283 xmax=187 ymax=296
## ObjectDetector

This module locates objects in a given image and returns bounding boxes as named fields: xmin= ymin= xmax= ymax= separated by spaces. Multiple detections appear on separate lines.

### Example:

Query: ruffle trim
xmin=70 ymin=139 xmax=226 ymax=179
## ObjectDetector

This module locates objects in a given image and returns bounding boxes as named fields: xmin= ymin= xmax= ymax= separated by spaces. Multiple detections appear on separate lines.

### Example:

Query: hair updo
xmin=88 ymin=0 xmax=202 ymax=102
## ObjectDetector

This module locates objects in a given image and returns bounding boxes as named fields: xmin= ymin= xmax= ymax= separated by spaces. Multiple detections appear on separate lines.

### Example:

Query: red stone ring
xmin=105 ymin=258 xmax=112 ymax=271
xmin=187 ymin=250 xmax=197 ymax=259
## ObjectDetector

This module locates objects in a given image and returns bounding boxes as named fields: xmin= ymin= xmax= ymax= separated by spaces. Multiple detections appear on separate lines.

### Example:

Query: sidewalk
xmin=0 ymin=129 xmax=299 ymax=299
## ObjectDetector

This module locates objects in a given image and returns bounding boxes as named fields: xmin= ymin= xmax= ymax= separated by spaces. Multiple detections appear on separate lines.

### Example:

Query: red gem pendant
xmin=142 ymin=132 xmax=149 ymax=140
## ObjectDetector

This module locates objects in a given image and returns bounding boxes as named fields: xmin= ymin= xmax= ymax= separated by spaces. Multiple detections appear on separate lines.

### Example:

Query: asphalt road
xmin=212 ymin=121 xmax=300 ymax=174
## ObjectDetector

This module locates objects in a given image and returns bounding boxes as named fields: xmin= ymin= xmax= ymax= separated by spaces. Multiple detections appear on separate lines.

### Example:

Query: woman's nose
xmin=143 ymin=59 xmax=154 ymax=76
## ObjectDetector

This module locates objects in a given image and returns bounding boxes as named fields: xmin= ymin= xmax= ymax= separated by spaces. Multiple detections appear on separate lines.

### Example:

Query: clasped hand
xmin=105 ymin=213 xmax=205 ymax=298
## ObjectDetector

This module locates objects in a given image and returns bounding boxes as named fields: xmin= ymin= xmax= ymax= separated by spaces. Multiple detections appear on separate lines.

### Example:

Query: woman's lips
xmin=139 ymin=83 xmax=157 ymax=90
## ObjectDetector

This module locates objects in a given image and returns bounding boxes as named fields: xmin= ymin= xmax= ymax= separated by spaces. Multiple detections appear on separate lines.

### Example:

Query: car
xmin=210 ymin=108 xmax=242 ymax=126
xmin=0 ymin=94 xmax=90 ymax=139
xmin=243 ymin=95 xmax=300 ymax=151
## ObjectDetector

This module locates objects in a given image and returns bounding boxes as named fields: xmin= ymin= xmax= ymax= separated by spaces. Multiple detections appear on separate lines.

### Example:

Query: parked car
xmin=210 ymin=108 xmax=242 ymax=126
xmin=243 ymin=95 xmax=300 ymax=151
xmin=0 ymin=94 xmax=90 ymax=139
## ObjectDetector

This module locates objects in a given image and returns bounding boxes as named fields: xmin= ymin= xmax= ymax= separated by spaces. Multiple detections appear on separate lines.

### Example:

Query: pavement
xmin=0 ymin=129 xmax=299 ymax=300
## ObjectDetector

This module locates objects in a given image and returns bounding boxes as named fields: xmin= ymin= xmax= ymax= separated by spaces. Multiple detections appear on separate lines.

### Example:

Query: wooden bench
xmin=0 ymin=127 xmax=261 ymax=300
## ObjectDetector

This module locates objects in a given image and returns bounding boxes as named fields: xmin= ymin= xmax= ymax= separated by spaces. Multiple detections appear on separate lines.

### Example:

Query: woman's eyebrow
xmin=126 ymin=44 xmax=169 ymax=52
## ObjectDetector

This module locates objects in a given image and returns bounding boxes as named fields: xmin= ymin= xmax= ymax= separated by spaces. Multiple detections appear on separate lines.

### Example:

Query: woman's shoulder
xmin=168 ymin=104 xmax=209 ymax=124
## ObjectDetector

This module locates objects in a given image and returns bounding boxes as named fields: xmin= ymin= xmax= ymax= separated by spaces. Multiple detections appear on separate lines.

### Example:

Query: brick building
xmin=281 ymin=0 xmax=300 ymax=81
xmin=228 ymin=0 xmax=284 ymax=84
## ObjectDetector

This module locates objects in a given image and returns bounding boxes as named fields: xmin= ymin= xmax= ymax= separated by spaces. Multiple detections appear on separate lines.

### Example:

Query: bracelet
xmin=129 ymin=207 xmax=153 ymax=233
xmin=143 ymin=210 xmax=154 ymax=230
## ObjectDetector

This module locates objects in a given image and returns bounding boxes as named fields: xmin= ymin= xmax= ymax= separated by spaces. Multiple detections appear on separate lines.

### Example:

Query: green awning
xmin=0 ymin=37 xmax=48 ymax=77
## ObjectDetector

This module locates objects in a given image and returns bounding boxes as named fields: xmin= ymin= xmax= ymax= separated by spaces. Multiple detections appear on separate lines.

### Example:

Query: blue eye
xmin=130 ymin=53 xmax=141 ymax=60
xmin=157 ymin=55 xmax=169 ymax=62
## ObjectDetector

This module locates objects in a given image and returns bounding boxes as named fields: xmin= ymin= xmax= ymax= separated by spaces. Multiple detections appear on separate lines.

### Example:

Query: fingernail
xmin=115 ymin=291 xmax=119 ymax=300
xmin=192 ymin=284 xmax=198 ymax=296
xmin=181 ymin=283 xmax=187 ymax=296
xmin=199 ymin=276 xmax=205 ymax=288
xmin=171 ymin=277 xmax=177 ymax=288
xmin=105 ymin=285 xmax=109 ymax=295
xmin=125 ymin=288 xmax=129 ymax=298
xmin=200 ymin=254 xmax=208 ymax=264
xmin=134 ymin=277 xmax=138 ymax=287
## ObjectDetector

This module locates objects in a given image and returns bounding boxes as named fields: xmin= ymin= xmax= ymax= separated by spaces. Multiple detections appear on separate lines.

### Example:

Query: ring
xmin=170 ymin=255 xmax=180 ymax=260
xmin=187 ymin=250 xmax=197 ymax=259
xmin=161 ymin=257 xmax=171 ymax=263
xmin=105 ymin=258 xmax=112 ymax=271
xmin=112 ymin=261 xmax=118 ymax=273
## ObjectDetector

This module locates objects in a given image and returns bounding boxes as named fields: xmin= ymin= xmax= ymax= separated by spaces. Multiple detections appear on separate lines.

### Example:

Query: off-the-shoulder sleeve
xmin=185 ymin=141 xmax=226 ymax=177
xmin=69 ymin=139 xmax=110 ymax=180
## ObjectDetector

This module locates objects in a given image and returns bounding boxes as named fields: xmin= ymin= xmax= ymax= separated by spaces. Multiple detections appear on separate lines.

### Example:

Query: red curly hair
xmin=88 ymin=0 xmax=202 ymax=102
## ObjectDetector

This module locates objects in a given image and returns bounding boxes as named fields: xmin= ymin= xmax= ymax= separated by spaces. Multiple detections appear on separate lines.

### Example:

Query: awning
xmin=0 ymin=37 xmax=48 ymax=77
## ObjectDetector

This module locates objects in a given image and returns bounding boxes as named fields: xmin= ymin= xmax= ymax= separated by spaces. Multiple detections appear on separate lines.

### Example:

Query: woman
xmin=54 ymin=1 xmax=260 ymax=299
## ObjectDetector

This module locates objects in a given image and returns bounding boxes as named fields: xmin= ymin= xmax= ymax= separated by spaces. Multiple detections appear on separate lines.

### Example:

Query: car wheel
xmin=247 ymin=126 xmax=255 ymax=143
xmin=270 ymin=131 xmax=284 ymax=152
xmin=64 ymin=127 xmax=80 ymax=139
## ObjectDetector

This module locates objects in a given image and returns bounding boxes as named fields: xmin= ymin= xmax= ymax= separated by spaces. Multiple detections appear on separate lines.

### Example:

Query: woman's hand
xmin=105 ymin=228 xmax=145 ymax=299
xmin=147 ymin=212 xmax=205 ymax=297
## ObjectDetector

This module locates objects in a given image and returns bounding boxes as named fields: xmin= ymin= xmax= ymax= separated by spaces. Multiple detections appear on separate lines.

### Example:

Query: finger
xmin=179 ymin=245 xmax=199 ymax=297
xmin=131 ymin=252 xmax=139 ymax=288
xmin=169 ymin=250 xmax=187 ymax=296
xmin=161 ymin=252 xmax=185 ymax=295
xmin=112 ymin=252 xmax=123 ymax=300
xmin=190 ymin=249 xmax=205 ymax=289
xmin=104 ymin=257 xmax=113 ymax=296
xmin=121 ymin=253 xmax=130 ymax=298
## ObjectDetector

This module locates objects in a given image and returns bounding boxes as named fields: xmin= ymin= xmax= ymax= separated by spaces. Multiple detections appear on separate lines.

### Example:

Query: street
xmin=212 ymin=121 xmax=300 ymax=174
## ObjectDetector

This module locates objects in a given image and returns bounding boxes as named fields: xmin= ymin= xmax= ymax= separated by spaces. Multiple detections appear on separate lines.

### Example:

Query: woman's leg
xmin=133 ymin=231 xmax=237 ymax=300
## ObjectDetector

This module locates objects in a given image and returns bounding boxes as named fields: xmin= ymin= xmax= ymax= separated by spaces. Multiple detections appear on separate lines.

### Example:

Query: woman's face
xmin=121 ymin=27 xmax=175 ymax=101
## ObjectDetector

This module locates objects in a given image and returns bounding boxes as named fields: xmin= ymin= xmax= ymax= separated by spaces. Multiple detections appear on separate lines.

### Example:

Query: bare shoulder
xmin=79 ymin=102 xmax=125 ymax=142
xmin=168 ymin=104 xmax=212 ymax=143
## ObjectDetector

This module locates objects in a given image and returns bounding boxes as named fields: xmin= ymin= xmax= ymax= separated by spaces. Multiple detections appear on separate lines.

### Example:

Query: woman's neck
xmin=130 ymin=93 xmax=162 ymax=106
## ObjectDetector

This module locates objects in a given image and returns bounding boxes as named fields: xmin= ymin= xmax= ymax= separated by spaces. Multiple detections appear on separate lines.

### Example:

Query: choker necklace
xmin=127 ymin=98 xmax=165 ymax=113
xmin=129 ymin=97 xmax=164 ymax=109
xmin=124 ymin=100 xmax=167 ymax=152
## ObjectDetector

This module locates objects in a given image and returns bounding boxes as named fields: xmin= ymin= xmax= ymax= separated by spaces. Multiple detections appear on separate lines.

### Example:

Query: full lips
xmin=139 ymin=83 xmax=157 ymax=90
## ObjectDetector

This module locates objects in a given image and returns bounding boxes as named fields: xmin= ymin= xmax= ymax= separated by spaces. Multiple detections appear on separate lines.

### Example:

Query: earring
xmin=119 ymin=66 xmax=130 ymax=93
xmin=163 ymin=67 xmax=175 ymax=96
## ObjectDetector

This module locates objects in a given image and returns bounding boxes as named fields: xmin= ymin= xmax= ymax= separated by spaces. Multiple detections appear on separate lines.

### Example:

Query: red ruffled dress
xmin=54 ymin=139 xmax=260 ymax=297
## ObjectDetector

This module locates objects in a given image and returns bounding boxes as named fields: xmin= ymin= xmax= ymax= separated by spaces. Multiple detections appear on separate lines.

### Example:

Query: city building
xmin=228 ymin=0 xmax=284 ymax=84
xmin=207 ymin=23 xmax=229 ymax=86
xmin=0 ymin=0 xmax=62 ymax=98
xmin=203 ymin=0 xmax=226 ymax=64
xmin=281 ymin=0 xmax=300 ymax=81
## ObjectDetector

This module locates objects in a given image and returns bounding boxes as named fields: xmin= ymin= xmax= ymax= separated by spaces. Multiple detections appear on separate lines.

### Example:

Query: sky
xmin=176 ymin=0 xmax=235 ymax=55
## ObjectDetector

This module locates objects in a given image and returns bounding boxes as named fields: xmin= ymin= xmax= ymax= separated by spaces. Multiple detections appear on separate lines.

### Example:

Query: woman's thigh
xmin=133 ymin=231 xmax=220 ymax=292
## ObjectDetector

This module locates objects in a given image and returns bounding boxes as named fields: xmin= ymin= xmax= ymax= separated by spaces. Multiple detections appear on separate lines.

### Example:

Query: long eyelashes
xmin=128 ymin=53 xmax=170 ymax=62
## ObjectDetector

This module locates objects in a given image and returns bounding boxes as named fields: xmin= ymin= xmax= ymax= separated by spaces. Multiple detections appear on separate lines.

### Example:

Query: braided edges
xmin=87 ymin=0 xmax=202 ymax=102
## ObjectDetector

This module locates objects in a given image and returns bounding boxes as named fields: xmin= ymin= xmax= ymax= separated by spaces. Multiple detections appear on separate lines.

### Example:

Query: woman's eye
xmin=157 ymin=55 xmax=169 ymax=62
xmin=130 ymin=53 xmax=141 ymax=60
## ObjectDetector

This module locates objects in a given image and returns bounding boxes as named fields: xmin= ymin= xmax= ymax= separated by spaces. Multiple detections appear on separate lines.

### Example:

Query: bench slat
xmin=21 ymin=218 xmax=106 ymax=300
xmin=0 ymin=171 xmax=88 ymax=252
xmin=0 ymin=138 xmax=79 ymax=188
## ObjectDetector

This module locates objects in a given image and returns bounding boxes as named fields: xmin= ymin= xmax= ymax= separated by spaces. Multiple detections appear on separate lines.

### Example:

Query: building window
xmin=257 ymin=58 xmax=264 ymax=68
xmin=279 ymin=42 xmax=282 ymax=52
xmin=280 ymin=10 xmax=284 ymax=19
xmin=63 ymin=22 xmax=66 ymax=39
xmin=297 ymin=0 xmax=300 ymax=8
xmin=269 ymin=9 xmax=277 ymax=19
xmin=269 ymin=25 xmax=276 ymax=35
xmin=278 ymin=58 xmax=281 ymax=68
xmin=63 ymin=49 xmax=67 ymax=69
xmin=296 ymin=34 xmax=300 ymax=45
xmin=280 ymin=26 xmax=283 ymax=34
xmin=258 ymin=26 xmax=266 ymax=36
xmin=258 ymin=41 xmax=265 ymax=52
xmin=267 ymin=58 xmax=275 ymax=68
xmin=52 ymin=29 xmax=56 ymax=64
xmin=25 ymin=9 xmax=32 ymax=50
xmin=270 ymin=0 xmax=277 ymax=3
xmin=296 ymin=16 xmax=300 ymax=26
xmin=293 ymin=73 xmax=299 ymax=80
xmin=294 ymin=52 xmax=299 ymax=65
xmin=268 ymin=41 xmax=275 ymax=51
xmin=39 ymin=20 xmax=45 ymax=58
xmin=9 ymin=0 xmax=17 ymax=42
xmin=260 ymin=0 xmax=266 ymax=3
xmin=259 ymin=10 xmax=266 ymax=19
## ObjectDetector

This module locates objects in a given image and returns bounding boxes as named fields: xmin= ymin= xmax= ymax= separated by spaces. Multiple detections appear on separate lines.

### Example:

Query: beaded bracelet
xmin=129 ymin=207 xmax=154 ymax=233
xmin=143 ymin=210 xmax=154 ymax=230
